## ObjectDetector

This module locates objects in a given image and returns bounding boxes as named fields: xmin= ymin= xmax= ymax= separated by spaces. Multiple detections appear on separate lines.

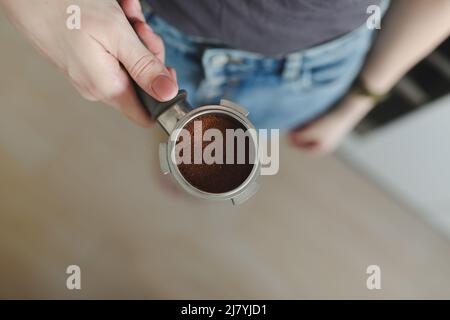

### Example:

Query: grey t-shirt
xmin=146 ymin=0 xmax=381 ymax=56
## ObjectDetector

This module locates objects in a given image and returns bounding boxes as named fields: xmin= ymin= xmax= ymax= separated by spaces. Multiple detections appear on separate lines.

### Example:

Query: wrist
xmin=350 ymin=75 xmax=390 ymax=104
xmin=333 ymin=90 xmax=376 ymax=125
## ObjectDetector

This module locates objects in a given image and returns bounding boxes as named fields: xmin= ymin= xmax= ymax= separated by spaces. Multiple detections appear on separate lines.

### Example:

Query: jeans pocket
xmin=307 ymin=38 xmax=373 ymax=88
xmin=308 ymin=57 xmax=351 ymax=86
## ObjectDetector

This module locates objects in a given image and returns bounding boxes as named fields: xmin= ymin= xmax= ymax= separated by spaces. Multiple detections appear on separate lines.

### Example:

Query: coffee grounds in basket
xmin=176 ymin=113 xmax=254 ymax=194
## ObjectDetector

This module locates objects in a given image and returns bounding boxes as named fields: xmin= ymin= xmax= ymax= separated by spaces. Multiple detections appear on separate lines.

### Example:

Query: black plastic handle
xmin=133 ymin=82 xmax=189 ymax=119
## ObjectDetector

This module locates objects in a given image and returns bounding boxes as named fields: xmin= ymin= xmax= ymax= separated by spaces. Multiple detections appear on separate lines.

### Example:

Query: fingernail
xmin=151 ymin=74 xmax=178 ymax=101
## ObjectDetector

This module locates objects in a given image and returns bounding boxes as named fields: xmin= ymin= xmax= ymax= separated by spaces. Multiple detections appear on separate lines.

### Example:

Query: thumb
xmin=116 ymin=29 xmax=178 ymax=102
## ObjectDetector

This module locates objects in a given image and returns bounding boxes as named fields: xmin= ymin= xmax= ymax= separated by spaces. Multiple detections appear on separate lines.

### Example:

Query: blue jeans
xmin=145 ymin=12 xmax=376 ymax=130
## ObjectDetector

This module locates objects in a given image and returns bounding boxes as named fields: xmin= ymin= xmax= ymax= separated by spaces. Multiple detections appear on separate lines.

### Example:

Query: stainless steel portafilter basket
xmin=134 ymin=85 xmax=260 ymax=205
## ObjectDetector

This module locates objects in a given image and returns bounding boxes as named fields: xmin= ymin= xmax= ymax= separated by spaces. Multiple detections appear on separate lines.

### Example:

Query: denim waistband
xmin=141 ymin=0 xmax=390 ymax=80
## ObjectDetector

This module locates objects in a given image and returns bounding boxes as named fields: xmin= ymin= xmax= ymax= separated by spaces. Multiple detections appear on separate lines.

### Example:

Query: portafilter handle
xmin=133 ymin=82 xmax=192 ymax=134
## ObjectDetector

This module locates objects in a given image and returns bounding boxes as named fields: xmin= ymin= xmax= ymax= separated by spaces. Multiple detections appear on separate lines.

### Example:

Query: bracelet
xmin=351 ymin=76 xmax=390 ymax=104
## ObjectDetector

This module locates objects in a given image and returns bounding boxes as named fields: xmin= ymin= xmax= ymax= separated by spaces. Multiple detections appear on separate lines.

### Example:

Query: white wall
xmin=340 ymin=94 xmax=450 ymax=238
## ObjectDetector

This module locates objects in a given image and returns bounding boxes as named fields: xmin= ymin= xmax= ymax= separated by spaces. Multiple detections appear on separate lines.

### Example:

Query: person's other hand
xmin=289 ymin=93 xmax=375 ymax=155
xmin=0 ymin=0 xmax=178 ymax=127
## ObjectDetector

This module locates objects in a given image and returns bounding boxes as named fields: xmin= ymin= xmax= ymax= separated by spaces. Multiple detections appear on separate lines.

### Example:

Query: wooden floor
xmin=1 ymin=11 xmax=450 ymax=299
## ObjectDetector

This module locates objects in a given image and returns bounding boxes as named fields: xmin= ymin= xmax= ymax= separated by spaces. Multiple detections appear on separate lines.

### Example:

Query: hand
xmin=289 ymin=92 xmax=375 ymax=155
xmin=0 ymin=0 xmax=178 ymax=127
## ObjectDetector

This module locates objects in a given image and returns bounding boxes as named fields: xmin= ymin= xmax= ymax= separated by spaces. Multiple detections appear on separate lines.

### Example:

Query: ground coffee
xmin=176 ymin=113 xmax=254 ymax=194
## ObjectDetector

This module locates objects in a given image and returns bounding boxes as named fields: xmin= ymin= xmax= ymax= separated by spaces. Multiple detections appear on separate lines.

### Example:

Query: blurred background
xmin=1 ymin=10 xmax=450 ymax=299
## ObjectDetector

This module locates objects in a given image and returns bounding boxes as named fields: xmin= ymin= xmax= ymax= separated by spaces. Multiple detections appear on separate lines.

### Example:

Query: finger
xmin=69 ymin=79 xmax=97 ymax=102
xmin=74 ymin=36 xmax=153 ymax=127
xmin=167 ymin=67 xmax=177 ymax=82
xmin=116 ymin=24 xmax=178 ymax=102
xmin=288 ymin=131 xmax=320 ymax=150
xmin=132 ymin=20 xmax=165 ymax=64
xmin=106 ymin=72 xmax=154 ymax=127
xmin=119 ymin=0 xmax=145 ymax=23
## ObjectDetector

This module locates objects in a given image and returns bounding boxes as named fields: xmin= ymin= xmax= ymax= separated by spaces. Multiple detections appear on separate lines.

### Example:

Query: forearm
xmin=335 ymin=0 xmax=450 ymax=122
xmin=361 ymin=0 xmax=450 ymax=95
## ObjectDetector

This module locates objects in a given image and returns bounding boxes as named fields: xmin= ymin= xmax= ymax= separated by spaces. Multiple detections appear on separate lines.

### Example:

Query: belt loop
xmin=282 ymin=52 xmax=303 ymax=80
